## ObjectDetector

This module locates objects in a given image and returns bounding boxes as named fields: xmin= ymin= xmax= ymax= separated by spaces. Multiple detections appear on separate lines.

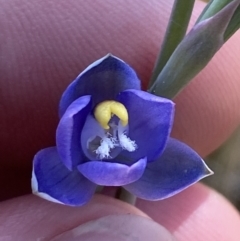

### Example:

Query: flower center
xmin=94 ymin=100 xmax=128 ymax=129
xmin=89 ymin=100 xmax=137 ymax=159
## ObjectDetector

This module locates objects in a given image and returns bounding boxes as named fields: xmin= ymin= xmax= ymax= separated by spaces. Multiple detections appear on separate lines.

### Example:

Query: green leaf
xmin=196 ymin=0 xmax=240 ymax=41
xmin=224 ymin=4 xmax=240 ymax=40
xmin=196 ymin=0 xmax=232 ymax=23
xmin=149 ymin=1 xmax=240 ymax=99
xmin=196 ymin=0 xmax=215 ymax=23
xmin=148 ymin=0 xmax=195 ymax=88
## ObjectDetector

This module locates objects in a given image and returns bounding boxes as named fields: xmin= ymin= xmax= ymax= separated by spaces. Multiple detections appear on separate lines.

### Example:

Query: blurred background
xmin=199 ymin=0 xmax=240 ymax=211
xmin=203 ymin=126 xmax=240 ymax=210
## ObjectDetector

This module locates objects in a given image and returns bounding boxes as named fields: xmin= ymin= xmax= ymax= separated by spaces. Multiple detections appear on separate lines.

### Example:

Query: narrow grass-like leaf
xmin=149 ymin=1 xmax=239 ymax=99
xmin=224 ymin=4 xmax=240 ymax=40
xmin=196 ymin=0 xmax=232 ymax=23
xmin=196 ymin=0 xmax=215 ymax=22
xmin=148 ymin=0 xmax=195 ymax=88
xmin=196 ymin=0 xmax=240 ymax=41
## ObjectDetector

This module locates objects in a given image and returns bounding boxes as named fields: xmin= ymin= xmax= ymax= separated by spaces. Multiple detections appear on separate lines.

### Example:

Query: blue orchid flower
xmin=32 ymin=54 xmax=213 ymax=206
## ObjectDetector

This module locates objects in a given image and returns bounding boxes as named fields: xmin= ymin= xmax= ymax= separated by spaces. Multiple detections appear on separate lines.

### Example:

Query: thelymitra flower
xmin=32 ymin=54 xmax=213 ymax=206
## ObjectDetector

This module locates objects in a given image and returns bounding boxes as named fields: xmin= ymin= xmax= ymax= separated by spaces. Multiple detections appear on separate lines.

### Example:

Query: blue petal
xmin=56 ymin=95 xmax=91 ymax=170
xmin=123 ymin=138 xmax=213 ymax=200
xmin=59 ymin=54 xmax=141 ymax=117
xmin=32 ymin=147 xmax=97 ymax=206
xmin=117 ymin=89 xmax=174 ymax=162
xmin=77 ymin=157 xmax=147 ymax=186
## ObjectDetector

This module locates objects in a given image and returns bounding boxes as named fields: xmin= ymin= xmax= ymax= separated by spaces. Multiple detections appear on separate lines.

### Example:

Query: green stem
xmin=148 ymin=0 xmax=195 ymax=88
xmin=196 ymin=0 xmax=232 ymax=23
xmin=196 ymin=0 xmax=240 ymax=41
xmin=224 ymin=3 xmax=240 ymax=41
xmin=117 ymin=188 xmax=136 ymax=205
xmin=149 ymin=0 xmax=239 ymax=99
xmin=95 ymin=185 xmax=104 ymax=193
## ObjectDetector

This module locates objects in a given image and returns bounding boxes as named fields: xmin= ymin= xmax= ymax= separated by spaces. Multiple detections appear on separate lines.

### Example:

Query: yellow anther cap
xmin=94 ymin=101 xmax=128 ymax=129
